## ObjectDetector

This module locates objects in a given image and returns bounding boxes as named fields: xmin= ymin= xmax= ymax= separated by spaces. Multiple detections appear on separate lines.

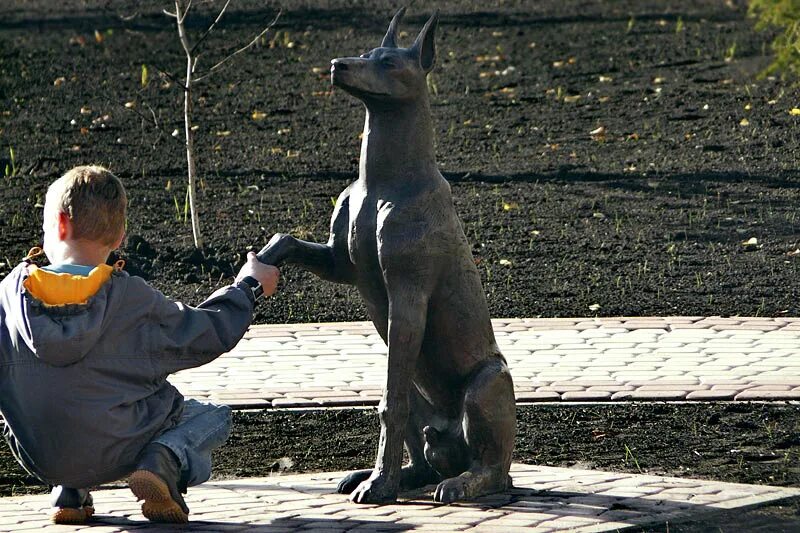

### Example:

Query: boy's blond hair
xmin=47 ymin=165 xmax=127 ymax=247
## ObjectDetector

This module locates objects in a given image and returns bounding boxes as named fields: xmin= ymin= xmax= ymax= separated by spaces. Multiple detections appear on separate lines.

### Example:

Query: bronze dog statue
xmin=257 ymin=8 xmax=516 ymax=504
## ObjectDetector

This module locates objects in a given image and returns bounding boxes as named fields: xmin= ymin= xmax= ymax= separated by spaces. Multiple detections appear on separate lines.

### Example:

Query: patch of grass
xmin=748 ymin=0 xmax=800 ymax=79
xmin=725 ymin=41 xmax=737 ymax=62
xmin=624 ymin=444 xmax=643 ymax=473
xmin=172 ymin=191 xmax=189 ymax=223
xmin=173 ymin=195 xmax=181 ymax=221
xmin=4 ymin=146 xmax=17 ymax=178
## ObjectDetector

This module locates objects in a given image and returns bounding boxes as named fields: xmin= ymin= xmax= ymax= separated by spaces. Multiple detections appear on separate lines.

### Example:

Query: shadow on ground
xmin=74 ymin=486 xmax=800 ymax=532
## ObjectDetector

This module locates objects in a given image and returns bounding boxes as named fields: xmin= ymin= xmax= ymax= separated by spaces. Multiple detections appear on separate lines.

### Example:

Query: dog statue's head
xmin=330 ymin=8 xmax=439 ymax=105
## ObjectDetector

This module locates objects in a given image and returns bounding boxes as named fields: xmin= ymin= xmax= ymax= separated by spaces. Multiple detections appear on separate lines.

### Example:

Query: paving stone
xmin=586 ymin=385 xmax=634 ymax=393
xmin=746 ymin=378 xmax=800 ymax=386
xmin=626 ymin=378 xmax=700 ymax=387
xmin=311 ymin=397 xmax=375 ymax=406
xmin=686 ymin=390 xmax=738 ymax=400
xmin=696 ymin=318 xmax=743 ymax=326
xmin=536 ymin=386 xmax=586 ymax=393
xmin=564 ymin=379 xmax=622 ymax=387
xmin=535 ymin=372 xmax=586 ymax=380
xmin=699 ymin=378 xmax=751 ymax=385
xmin=299 ymin=390 xmax=360 ymax=398
xmin=712 ymin=324 xmax=780 ymax=332
xmin=669 ymin=323 xmax=722 ymax=330
xmin=735 ymin=390 xmax=800 ymax=401
xmin=220 ymin=398 xmax=272 ymax=408
xmin=747 ymin=385 xmax=794 ymax=391
xmin=636 ymin=385 xmax=709 ymax=392
xmin=271 ymin=398 xmax=322 ymax=408
xmin=612 ymin=390 xmax=689 ymax=401
xmin=561 ymin=390 xmax=613 ymax=401
xmin=516 ymin=391 xmax=561 ymax=402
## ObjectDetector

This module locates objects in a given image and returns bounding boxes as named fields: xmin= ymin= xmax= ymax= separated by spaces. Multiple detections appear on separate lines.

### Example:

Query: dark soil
xmin=1 ymin=0 xmax=799 ymax=526
xmin=2 ymin=404 xmax=799 ymax=530
xmin=224 ymin=403 xmax=800 ymax=489
xmin=2 ymin=0 xmax=800 ymax=321
xmin=2 ymin=403 xmax=799 ymax=493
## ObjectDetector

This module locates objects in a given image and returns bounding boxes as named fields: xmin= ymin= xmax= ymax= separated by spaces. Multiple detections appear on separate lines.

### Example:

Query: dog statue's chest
xmin=347 ymin=185 xmax=382 ymax=269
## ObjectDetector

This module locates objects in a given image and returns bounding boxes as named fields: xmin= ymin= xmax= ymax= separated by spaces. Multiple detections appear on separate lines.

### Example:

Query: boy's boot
xmin=50 ymin=486 xmax=94 ymax=524
xmin=129 ymin=443 xmax=189 ymax=523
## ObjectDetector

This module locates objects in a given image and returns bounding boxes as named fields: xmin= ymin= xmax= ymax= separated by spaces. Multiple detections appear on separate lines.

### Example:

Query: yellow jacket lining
xmin=23 ymin=264 xmax=114 ymax=306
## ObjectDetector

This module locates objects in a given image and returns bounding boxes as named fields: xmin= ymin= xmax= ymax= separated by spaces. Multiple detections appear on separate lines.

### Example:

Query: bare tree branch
xmin=193 ymin=10 xmax=281 ymax=83
xmin=118 ymin=11 xmax=139 ymax=21
xmin=98 ymin=92 xmax=155 ymax=128
xmin=190 ymin=0 xmax=233 ymax=56
xmin=96 ymin=92 xmax=173 ymax=151
xmin=175 ymin=1 xmax=193 ymax=57
xmin=143 ymin=101 xmax=160 ymax=132
xmin=148 ymin=61 xmax=184 ymax=90
xmin=173 ymin=0 xmax=203 ymax=248
xmin=177 ymin=0 xmax=194 ymax=24
xmin=143 ymin=103 xmax=167 ymax=150
xmin=163 ymin=9 xmax=177 ymax=18
xmin=161 ymin=1 xmax=280 ymax=248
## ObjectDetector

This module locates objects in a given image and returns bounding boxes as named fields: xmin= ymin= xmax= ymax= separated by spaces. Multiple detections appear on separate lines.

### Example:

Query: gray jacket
xmin=0 ymin=263 xmax=254 ymax=488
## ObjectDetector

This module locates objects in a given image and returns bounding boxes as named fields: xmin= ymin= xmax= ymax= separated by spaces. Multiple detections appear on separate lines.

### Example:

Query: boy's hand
xmin=236 ymin=252 xmax=280 ymax=298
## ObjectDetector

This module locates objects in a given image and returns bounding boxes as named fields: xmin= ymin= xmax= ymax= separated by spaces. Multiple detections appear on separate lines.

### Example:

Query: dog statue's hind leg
xmin=337 ymin=387 xmax=442 ymax=495
xmin=433 ymin=359 xmax=516 ymax=503
xmin=402 ymin=388 xmax=448 ymax=489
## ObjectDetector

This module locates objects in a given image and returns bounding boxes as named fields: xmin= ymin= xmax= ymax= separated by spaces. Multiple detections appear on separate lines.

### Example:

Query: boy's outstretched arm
xmin=143 ymin=252 xmax=279 ymax=374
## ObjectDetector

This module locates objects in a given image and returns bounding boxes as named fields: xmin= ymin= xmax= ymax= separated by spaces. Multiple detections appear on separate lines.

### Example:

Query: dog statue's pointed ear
xmin=411 ymin=10 xmax=439 ymax=73
xmin=381 ymin=7 xmax=406 ymax=48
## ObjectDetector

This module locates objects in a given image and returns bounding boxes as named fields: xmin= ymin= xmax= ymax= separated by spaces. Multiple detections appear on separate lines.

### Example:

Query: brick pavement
xmin=168 ymin=317 xmax=800 ymax=408
xmin=3 ymin=317 xmax=799 ymax=531
xmin=2 ymin=464 xmax=798 ymax=532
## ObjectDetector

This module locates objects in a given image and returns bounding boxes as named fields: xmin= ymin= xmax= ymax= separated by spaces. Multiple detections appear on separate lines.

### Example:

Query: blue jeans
xmin=151 ymin=399 xmax=232 ymax=488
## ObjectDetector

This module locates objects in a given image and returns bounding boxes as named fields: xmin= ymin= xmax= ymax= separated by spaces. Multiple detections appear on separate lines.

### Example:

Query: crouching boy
xmin=0 ymin=165 xmax=279 ymax=524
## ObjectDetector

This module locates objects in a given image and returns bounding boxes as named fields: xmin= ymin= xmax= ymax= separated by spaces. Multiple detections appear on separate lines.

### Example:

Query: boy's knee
xmin=220 ymin=404 xmax=232 ymax=425
xmin=183 ymin=400 xmax=232 ymax=441
xmin=217 ymin=404 xmax=233 ymax=437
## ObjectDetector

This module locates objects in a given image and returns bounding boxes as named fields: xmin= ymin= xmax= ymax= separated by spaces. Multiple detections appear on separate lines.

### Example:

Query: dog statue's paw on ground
xmin=336 ymin=469 xmax=372 ymax=495
xmin=434 ymin=476 xmax=469 ymax=504
xmin=349 ymin=474 xmax=398 ymax=504
xmin=434 ymin=466 xmax=514 ymax=504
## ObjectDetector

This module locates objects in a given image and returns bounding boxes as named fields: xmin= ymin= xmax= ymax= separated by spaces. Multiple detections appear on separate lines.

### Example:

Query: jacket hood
xmin=6 ymin=263 xmax=122 ymax=367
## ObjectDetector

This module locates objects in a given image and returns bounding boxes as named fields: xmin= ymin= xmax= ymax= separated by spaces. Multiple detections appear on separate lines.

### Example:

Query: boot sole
xmin=129 ymin=470 xmax=188 ymax=523
xmin=51 ymin=505 xmax=94 ymax=524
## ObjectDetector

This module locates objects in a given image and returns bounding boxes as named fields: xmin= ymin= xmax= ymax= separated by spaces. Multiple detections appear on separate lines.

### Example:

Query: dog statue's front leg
xmin=349 ymin=287 xmax=429 ymax=504
xmin=256 ymin=187 xmax=355 ymax=284
xmin=256 ymin=234 xmax=349 ymax=284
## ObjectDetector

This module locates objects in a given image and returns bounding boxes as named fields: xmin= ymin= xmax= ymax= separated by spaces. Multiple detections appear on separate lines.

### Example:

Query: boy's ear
xmin=411 ymin=10 xmax=439 ymax=73
xmin=56 ymin=212 xmax=72 ymax=241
